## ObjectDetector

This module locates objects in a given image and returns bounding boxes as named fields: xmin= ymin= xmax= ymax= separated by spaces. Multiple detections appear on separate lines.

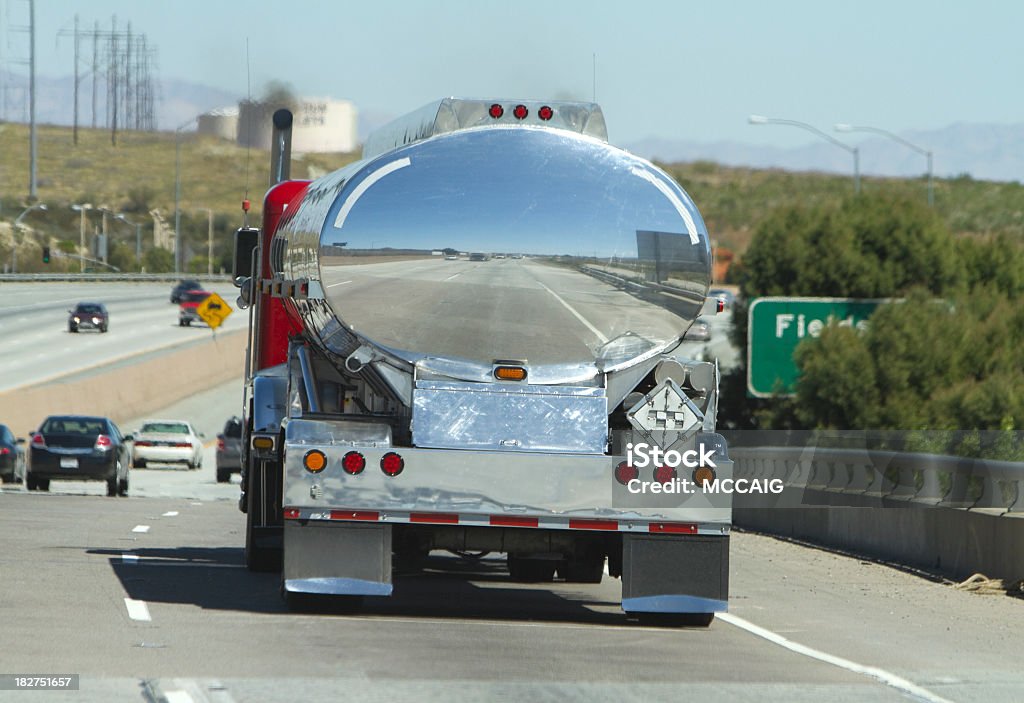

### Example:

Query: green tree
xmin=143 ymin=247 xmax=174 ymax=273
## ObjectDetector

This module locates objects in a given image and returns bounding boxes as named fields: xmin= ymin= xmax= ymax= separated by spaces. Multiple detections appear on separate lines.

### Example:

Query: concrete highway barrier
xmin=0 ymin=329 xmax=246 ymax=434
xmin=732 ymin=445 xmax=1024 ymax=582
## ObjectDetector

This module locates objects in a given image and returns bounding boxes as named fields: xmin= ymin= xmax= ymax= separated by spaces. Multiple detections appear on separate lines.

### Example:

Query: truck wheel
xmin=134 ymin=458 xmax=146 ymax=469
xmin=37 ymin=478 xmax=50 ymax=491
xmin=216 ymin=468 xmax=230 ymax=483
xmin=245 ymin=462 xmax=283 ymax=572
xmin=26 ymin=475 xmax=37 ymax=491
xmin=637 ymin=612 xmax=715 ymax=628
xmin=282 ymin=586 xmax=363 ymax=614
xmin=118 ymin=471 xmax=129 ymax=496
xmin=558 ymin=552 xmax=605 ymax=584
xmin=107 ymin=475 xmax=118 ymax=497
xmin=507 ymin=555 xmax=556 ymax=582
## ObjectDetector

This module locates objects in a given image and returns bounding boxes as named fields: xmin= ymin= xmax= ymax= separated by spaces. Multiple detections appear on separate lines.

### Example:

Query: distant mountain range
xmin=3 ymin=70 xmax=1022 ymax=182
xmin=624 ymin=123 xmax=1024 ymax=183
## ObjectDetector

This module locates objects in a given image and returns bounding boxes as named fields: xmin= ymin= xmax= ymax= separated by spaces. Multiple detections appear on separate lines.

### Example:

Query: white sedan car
xmin=131 ymin=420 xmax=204 ymax=469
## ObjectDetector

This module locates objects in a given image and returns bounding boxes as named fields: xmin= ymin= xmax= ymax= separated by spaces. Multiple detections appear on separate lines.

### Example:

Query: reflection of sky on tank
xmin=322 ymin=126 xmax=707 ymax=258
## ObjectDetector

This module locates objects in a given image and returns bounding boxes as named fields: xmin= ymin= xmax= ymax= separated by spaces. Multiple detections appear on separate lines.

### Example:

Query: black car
xmin=684 ymin=319 xmax=712 ymax=341
xmin=68 ymin=302 xmax=109 ymax=333
xmin=215 ymin=416 xmax=243 ymax=483
xmin=170 ymin=279 xmax=202 ymax=304
xmin=27 ymin=415 xmax=131 ymax=496
xmin=0 ymin=424 xmax=26 ymax=485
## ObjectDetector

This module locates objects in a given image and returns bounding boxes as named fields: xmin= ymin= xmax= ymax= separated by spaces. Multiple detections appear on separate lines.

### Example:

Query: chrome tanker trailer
xmin=234 ymin=98 xmax=731 ymax=625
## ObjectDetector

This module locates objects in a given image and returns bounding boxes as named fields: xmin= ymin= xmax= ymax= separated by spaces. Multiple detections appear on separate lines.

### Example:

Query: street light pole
xmin=835 ymin=123 xmax=934 ymax=206
xmin=174 ymin=117 xmax=197 ymax=275
xmin=749 ymin=114 xmax=860 ymax=194
xmin=12 ymin=202 xmax=47 ymax=273
xmin=71 ymin=203 xmax=92 ymax=272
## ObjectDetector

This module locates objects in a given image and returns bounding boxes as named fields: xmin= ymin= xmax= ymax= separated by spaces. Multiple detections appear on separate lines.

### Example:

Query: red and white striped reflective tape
xmin=282 ymin=507 xmax=724 ymax=535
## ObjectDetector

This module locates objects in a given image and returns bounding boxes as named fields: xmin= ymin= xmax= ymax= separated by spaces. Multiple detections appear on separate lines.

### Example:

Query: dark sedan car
xmin=684 ymin=319 xmax=712 ymax=342
xmin=170 ymin=279 xmax=202 ymax=304
xmin=216 ymin=416 xmax=243 ymax=483
xmin=27 ymin=415 xmax=131 ymax=496
xmin=0 ymin=424 xmax=26 ymax=485
xmin=68 ymin=302 xmax=109 ymax=333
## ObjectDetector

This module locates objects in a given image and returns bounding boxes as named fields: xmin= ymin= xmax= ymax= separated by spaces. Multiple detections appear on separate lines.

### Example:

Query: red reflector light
xmin=380 ymin=452 xmax=404 ymax=476
xmin=410 ymin=512 xmax=459 ymax=524
xmin=330 ymin=510 xmax=379 ymax=521
xmin=488 ymin=103 xmax=504 ymax=119
xmin=342 ymin=451 xmax=366 ymax=475
xmin=217 ymin=438 xmax=225 ymax=451
xmin=718 ymin=298 xmax=725 ymax=313
xmin=490 ymin=515 xmax=538 ymax=528
xmin=0 ymin=447 xmax=8 ymax=455
xmin=569 ymin=519 xmax=618 ymax=531
xmin=538 ymin=105 xmax=553 ymax=120
xmin=173 ymin=442 xmax=192 ymax=448
xmin=95 ymin=435 xmax=113 ymax=449
xmin=614 ymin=461 xmax=639 ymax=485
xmin=513 ymin=104 xmax=528 ymax=120
xmin=31 ymin=433 xmax=45 ymax=448
xmin=284 ymin=508 xmax=301 ymax=520
xmin=653 ymin=465 xmax=677 ymax=484
xmin=649 ymin=522 xmax=698 ymax=534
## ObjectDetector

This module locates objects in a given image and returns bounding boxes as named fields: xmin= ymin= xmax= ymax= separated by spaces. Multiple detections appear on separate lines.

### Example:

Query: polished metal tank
xmin=275 ymin=100 xmax=711 ymax=385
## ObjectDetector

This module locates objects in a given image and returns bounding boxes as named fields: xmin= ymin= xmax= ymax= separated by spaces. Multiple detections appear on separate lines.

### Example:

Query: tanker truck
xmin=233 ymin=98 xmax=731 ymax=625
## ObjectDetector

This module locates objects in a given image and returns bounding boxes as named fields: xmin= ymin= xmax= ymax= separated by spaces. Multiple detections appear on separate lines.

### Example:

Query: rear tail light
xmin=538 ymin=105 xmax=554 ymax=121
xmin=217 ymin=438 xmax=226 ymax=451
xmin=342 ymin=451 xmax=366 ymax=475
xmin=653 ymin=465 xmax=677 ymax=484
xmin=614 ymin=461 xmax=639 ymax=485
xmin=173 ymin=442 xmax=192 ymax=448
xmin=31 ymin=433 xmax=46 ymax=448
xmin=0 ymin=447 xmax=9 ymax=455
xmin=134 ymin=440 xmax=152 ymax=447
xmin=380 ymin=452 xmax=404 ymax=476
xmin=95 ymin=435 xmax=113 ymax=450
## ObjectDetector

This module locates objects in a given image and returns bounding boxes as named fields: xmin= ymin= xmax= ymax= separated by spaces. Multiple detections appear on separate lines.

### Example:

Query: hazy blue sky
xmin=8 ymin=0 xmax=1024 ymax=146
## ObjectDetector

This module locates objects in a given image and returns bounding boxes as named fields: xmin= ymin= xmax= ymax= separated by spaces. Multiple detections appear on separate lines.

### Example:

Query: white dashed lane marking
xmin=132 ymin=525 xmax=150 ymax=533
xmin=124 ymin=598 xmax=152 ymax=622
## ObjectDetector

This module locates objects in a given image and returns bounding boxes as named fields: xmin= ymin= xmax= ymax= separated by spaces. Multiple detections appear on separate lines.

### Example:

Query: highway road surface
xmin=0 ymin=281 xmax=247 ymax=393
xmin=0 ymin=378 xmax=1021 ymax=702
xmin=322 ymin=257 xmax=711 ymax=371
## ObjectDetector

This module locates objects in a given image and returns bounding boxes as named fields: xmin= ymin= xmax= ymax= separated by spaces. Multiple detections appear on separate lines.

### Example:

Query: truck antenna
xmin=242 ymin=37 xmax=252 ymax=227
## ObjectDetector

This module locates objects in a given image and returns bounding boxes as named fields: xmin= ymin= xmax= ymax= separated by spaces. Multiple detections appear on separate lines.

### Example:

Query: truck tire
xmin=245 ymin=460 xmax=283 ymax=572
xmin=637 ymin=612 xmax=715 ymax=628
xmin=216 ymin=468 xmax=231 ymax=483
xmin=507 ymin=554 xmax=556 ymax=582
xmin=558 ymin=552 xmax=605 ymax=584
xmin=282 ymin=587 xmax=363 ymax=614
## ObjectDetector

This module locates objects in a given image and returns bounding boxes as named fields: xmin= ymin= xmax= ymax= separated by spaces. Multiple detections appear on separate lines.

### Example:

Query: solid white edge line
xmin=132 ymin=525 xmax=150 ymax=533
xmin=536 ymin=281 xmax=609 ymax=343
xmin=124 ymin=598 xmax=152 ymax=622
xmin=718 ymin=613 xmax=954 ymax=703
xmin=122 ymin=554 xmax=139 ymax=564
xmin=326 ymin=280 xmax=352 ymax=288
xmin=162 ymin=511 xmax=179 ymax=517
xmin=163 ymin=691 xmax=194 ymax=703
xmin=445 ymin=272 xmax=462 ymax=281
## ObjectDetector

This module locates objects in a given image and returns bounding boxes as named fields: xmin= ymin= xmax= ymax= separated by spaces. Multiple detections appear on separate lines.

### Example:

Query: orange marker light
xmin=494 ymin=366 xmax=527 ymax=381
xmin=303 ymin=450 xmax=327 ymax=473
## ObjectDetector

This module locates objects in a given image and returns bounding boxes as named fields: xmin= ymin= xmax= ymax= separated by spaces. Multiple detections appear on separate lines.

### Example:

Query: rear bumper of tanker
xmin=281 ymin=442 xmax=731 ymax=615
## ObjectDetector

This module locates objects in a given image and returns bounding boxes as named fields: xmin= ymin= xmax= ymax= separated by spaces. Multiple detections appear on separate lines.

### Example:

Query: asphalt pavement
xmin=0 ymin=281 xmax=247 ymax=393
xmin=1 ymin=378 xmax=1021 ymax=702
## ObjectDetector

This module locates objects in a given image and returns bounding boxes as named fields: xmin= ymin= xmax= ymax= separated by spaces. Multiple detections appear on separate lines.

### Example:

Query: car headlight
xmin=73 ymin=316 xmax=80 ymax=322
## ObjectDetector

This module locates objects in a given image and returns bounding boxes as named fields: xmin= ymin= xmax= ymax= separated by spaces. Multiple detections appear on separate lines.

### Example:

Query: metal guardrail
xmin=0 ymin=273 xmax=234 ymax=283
xmin=732 ymin=446 xmax=1024 ymax=513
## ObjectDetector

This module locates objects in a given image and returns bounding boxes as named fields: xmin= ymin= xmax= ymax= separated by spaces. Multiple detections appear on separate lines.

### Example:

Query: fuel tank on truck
xmin=274 ymin=98 xmax=712 ymax=385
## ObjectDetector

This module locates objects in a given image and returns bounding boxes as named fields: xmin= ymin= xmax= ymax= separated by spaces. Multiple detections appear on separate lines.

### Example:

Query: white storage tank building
xmin=196 ymin=107 xmax=239 ymax=142
xmin=237 ymin=98 xmax=358 ymax=153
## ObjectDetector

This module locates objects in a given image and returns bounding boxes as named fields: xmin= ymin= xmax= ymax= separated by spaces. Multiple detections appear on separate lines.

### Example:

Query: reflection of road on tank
xmin=320 ymin=255 xmax=693 ymax=367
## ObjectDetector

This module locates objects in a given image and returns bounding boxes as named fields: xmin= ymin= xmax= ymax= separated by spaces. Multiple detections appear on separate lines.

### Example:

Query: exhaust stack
xmin=270 ymin=109 xmax=293 ymax=185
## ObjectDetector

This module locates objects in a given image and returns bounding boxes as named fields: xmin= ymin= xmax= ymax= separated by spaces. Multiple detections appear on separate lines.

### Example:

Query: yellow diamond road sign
xmin=196 ymin=292 xmax=233 ymax=329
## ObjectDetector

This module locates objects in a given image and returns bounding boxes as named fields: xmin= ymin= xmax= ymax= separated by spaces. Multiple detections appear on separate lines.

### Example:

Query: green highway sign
xmin=747 ymin=297 xmax=887 ymax=398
